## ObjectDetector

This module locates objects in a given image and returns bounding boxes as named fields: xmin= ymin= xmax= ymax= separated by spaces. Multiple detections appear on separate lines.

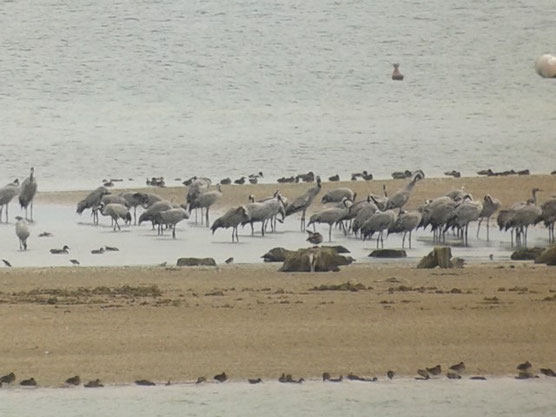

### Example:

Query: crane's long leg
xmin=133 ymin=207 xmax=137 ymax=226
xmin=486 ymin=217 xmax=490 ymax=241
xmin=476 ymin=218 xmax=482 ymax=238
xmin=328 ymin=224 xmax=332 ymax=242
xmin=172 ymin=225 xmax=176 ymax=239
xmin=206 ymin=207 xmax=210 ymax=228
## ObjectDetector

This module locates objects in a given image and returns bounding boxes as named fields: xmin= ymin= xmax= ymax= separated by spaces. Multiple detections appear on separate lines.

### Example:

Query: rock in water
xmin=176 ymin=257 xmax=217 ymax=267
xmin=511 ymin=247 xmax=544 ymax=261
xmin=369 ymin=249 xmax=407 ymax=258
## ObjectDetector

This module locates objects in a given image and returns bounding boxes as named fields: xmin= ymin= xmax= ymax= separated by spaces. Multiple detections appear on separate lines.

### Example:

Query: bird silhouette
xmin=2 ymin=259 xmax=12 ymax=267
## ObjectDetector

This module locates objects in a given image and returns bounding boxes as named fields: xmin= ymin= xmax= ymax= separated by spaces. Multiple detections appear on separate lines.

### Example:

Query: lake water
xmin=1 ymin=0 xmax=555 ymax=191
xmin=0 ymin=379 xmax=555 ymax=417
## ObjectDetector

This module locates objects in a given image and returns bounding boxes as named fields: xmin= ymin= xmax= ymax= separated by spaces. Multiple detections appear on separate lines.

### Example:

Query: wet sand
xmin=35 ymin=174 xmax=556 ymax=210
xmin=1 ymin=262 xmax=555 ymax=386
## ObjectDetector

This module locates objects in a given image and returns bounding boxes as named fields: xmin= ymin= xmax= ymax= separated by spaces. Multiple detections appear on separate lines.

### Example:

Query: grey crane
xmin=19 ymin=167 xmax=38 ymax=221
xmin=539 ymin=198 xmax=556 ymax=243
xmin=186 ymin=178 xmax=211 ymax=223
xmin=385 ymin=170 xmax=424 ymax=210
xmin=360 ymin=209 xmax=398 ymax=247
xmin=370 ymin=184 xmax=389 ymax=211
xmin=242 ymin=194 xmax=283 ymax=236
xmin=307 ymin=198 xmax=351 ymax=242
xmin=99 ymin=203 xmax=132 ymax=231
xmin=388 ymin=210 xmax=423 ymax=248
xmin=188 ymin=184 xmax=223 ymax=227
xmin=506 ymin=201 xmax=542 ymax=247
xmin=445 ymin=186 xmax=468 ymax=202
xmin=284 ymin=177 xmax=322 ymax=231
xmin=450 ymin=196 xmax=483 ymax=245
xmin=15 ymin=216 xmax=30 ymax=250
xmin=77 ymin=187 xmax=111 ymax=225
xmin=211 ymin=206 xmax=250 ymax=242
xmin=476 ymin=194 xmax=501 ymax=240
xmin=321 ymin=187 xmax=355 ymax=204
xmin=351 ymin=201 xmax=379 ymax=235
xmin=154 ymin=207 xmax=189 ymax=238
xmin=0 ymin=179 xmax=19 ymax=223
xmin=138 ymin=200 xmax=174 ymax=227
xmin=422 ymin=197 xmax=458 ymax=241
xmin=121 ymin=192 xmax=148 ymax=225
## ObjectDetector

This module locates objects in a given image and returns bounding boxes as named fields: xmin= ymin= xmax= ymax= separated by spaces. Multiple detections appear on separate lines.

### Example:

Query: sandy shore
xmin=1 ymin=262 xmax=555 ymax=386
xmin=35 ymin=174 xmax=556 ymax=210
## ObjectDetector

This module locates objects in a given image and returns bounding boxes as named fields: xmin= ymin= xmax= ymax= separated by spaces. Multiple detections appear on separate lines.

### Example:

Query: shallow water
xmin=0 ymin=379 xmax=555 ymax=417
xmin=1 ymin=0 xmax=555 ymax=191
xmin=0 ymin=204 xmax=549 ymax=268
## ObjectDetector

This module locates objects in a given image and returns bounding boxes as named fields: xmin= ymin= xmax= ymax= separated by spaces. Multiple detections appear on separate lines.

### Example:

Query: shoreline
xmin=1 ymin=262 xmax=555 ymax=387
xmin=34 ymin=174 xmax=556 ymax=210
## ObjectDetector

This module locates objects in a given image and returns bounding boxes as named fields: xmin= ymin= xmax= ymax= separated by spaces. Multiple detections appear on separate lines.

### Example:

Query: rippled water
xmin=1 ymin=0 xmax=555 ymax=190
xmin=1 ymin=379 xmax=555 ymax=417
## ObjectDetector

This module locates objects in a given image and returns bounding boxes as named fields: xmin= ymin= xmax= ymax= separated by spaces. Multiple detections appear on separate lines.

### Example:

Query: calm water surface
xmin=1 ymin=0 xmax=555 ymax=190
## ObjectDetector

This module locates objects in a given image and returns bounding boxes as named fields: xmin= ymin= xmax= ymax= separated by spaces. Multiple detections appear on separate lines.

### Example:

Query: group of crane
xmin=4 ymin=168 xmax=556 ymax=253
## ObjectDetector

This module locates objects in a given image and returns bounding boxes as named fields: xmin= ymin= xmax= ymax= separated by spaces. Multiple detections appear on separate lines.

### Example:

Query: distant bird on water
xmin=19 ymin=167 xmax=38 ymax=221
xmin=225 ymin=257 xmax=234 ymax=264
xmin=69 ymin=259 xmax=80 ymax=266
xmin=392 ymin=63 xmax=404 ymax=80
xmin=15 ymin=216 xmax=30 ymax=251
xmin=2 ymin=259 xmax=12 ymax=267
xmin=50 ymin=245 xmax=70 ymax=254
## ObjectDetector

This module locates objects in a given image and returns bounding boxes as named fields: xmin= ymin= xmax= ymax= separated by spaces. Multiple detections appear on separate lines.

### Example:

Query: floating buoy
xmin=535 ymin=54 xmax=556 ymax=78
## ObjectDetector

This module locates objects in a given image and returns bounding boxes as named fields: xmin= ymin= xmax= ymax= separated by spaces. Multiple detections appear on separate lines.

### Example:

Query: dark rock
xmin=511 ymin=247 xmax=544 ymax=261
xmin=261 ymin=247 xmax=294 ymax=262
xmin=535 ymin=246 xmax=556 ymax=265
xmin=84 ymin=379 xmax=103 ymax=388
xmin=369 ymin=249 xmax=407 ymax=258
xmin=323 ymin=245 xmax=351 ymax=254
xmin=279 ymin=247 xmax=354 ymax=272
xmin=176 ymin=257 xmax=217 ymax=267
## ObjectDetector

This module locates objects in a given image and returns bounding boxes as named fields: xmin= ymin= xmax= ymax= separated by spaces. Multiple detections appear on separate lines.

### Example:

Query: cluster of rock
xmin=416 ymin=247 xmax=464 ymax=269
xmin=511 ymin=246 xmax=556 ymax=265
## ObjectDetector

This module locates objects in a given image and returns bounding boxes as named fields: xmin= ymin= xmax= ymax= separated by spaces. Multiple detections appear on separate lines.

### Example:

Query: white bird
xmin=211 ymin=206 xmax=251 ymax=242
xmin=15 ymin=216 xmax=30 ymax=250
xmin=0 ymin=179 xmax=20 ymax=223
xmin=154 ymin=207 xmax=189 ymax=238
xmin=476 ymin=194 xmax=501 ymax=240
xmin=19 ymin=167 xmax=38 ymax=221
xmin=535 ymin=54 xmax=556 ymax=78
xmin=99 ymin=203 xmax=132 ymax=231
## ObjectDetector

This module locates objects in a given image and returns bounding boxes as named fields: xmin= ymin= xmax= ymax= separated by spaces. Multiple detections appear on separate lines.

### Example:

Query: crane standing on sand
xmin=285 ymin=177 xmax=322 ymax=231
xmin=19 ymin=167 xmax=37 ymax=221
xmin=0 ymin=179 xmax=20 ymax=223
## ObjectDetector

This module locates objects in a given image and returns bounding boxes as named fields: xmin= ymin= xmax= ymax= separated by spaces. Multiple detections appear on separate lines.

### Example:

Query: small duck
xmin=196 ymin=376 xmax=206 ymax=384
xmin=517 ymin=361 xmax=532 ymax=371
xmin=2 ymin=259 xmax=12 ymax=267
xmin=50 ymin=245 xmax=70 ymax=254
xmin=84 ymin=379 xmax=103 ymax=388
xmin=392 ymin=63 xmax=404 ymax=80
xmin=328 ymin=174 xmax=340 ymax=182
xmin=540 ymin=368 xmax=556 ymax=377
xmin=69 ymin=259 xmax=80 ymax=266
xmin=0 ymin=372 xmax=16 ymax=384
xmin=104 ymin=246 xmax=119 ymax=252
xmin=322 ymin=372 xmax=342 ymax=382
xmin=38 ymin=232 xmax=53 ymax=237
xmin=416 ymin=369 xmax=429 ymax=380
xmin=249 ymin=177 xmax=258 ymax=184
xmin=426 ymin=365 xmax=442 ymax=376
xmin=220 ymin=178 xmax=232 ymax=185
xmin=234 ymin=177 xmax=246 ymax=185
xmin=248 ymin=378 xmax=262 ymax=384
xmin=20 ymin=377 xmax=37 ymax=386
xmin=449 ymin=362 xmax=465 ymax=374
xmin=225 ymin=257 xmax=234 ymax=264
xmin=387 ymin=370 xmax=395 ymax=380
xmin=135 ymin=379 xmax=156 ymax=386
xmin=65 ymin=375 xmax=81 ymax=386
xmin=91 ymin=247 xmax=105 ymax=254
xmin=214 ymin=372 xmax=228 ymax=382
xmin=306 ymin=230 xmax=323 ymax=246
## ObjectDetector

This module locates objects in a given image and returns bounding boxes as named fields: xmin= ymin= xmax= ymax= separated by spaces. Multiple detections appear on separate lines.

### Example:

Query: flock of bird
xmin=1 ymin=168 xmax=555 ymax=259
xmin=1 ymin=361 xmax=554 ymax=388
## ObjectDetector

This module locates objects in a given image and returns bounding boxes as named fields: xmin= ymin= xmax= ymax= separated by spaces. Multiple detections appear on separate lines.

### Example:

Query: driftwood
xmin=176 ymin=257 xmax=217 ymax=267
xmin=416 ymin=247 xmax=459 ymax=269
xmin=511 ymin=247 xmax=545 ymax=261
xmin=369 ymin=249 xmax=407 ymax=258
xmin=280 ymin=247 xmax=354 ymax=272
xmin=535 ymin=246 xmax=556 ymax=266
